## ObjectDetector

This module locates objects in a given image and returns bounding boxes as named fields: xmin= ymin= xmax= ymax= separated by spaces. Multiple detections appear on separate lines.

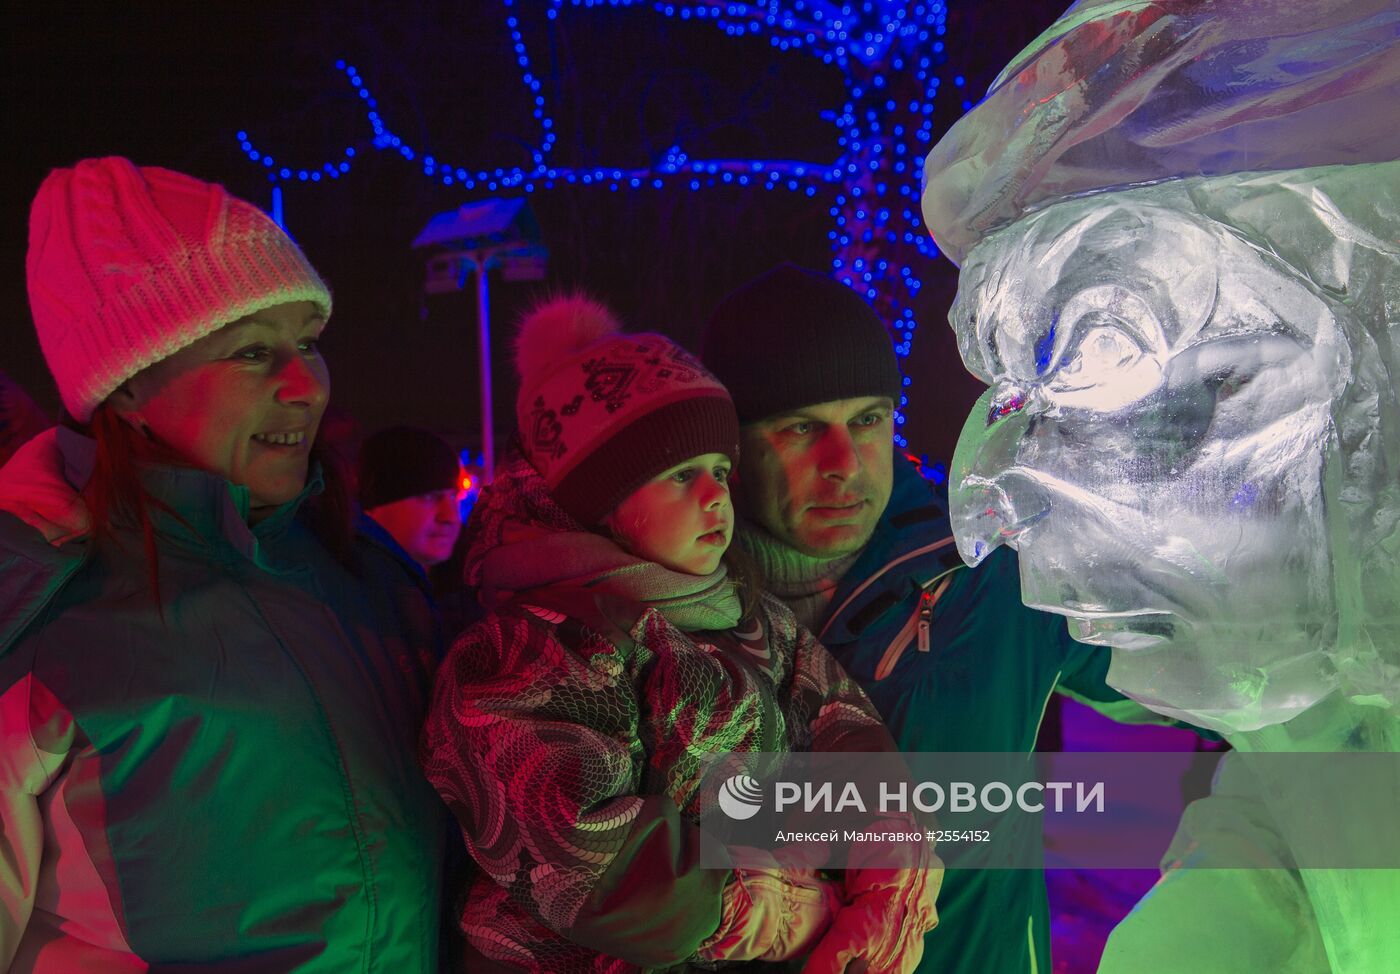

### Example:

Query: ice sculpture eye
xmin=1048 ymin=320 xmax=1164 ymax=412
xmin=1059 ymin=325 xmax=1140 ymax=380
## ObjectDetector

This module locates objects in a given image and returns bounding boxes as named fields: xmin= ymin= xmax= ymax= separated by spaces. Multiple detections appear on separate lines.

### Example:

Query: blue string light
xmin=239 ymin=0 xmax=958 ymax=448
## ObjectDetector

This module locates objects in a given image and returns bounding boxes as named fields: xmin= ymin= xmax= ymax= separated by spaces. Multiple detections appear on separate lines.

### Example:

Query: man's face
xmin=946 ymin=193 xmax=1347 ymax=732
xmin=368 ymin=489 xmax=463 ymax=569
xmin=736 ymin=396 xmax=895 ymax=558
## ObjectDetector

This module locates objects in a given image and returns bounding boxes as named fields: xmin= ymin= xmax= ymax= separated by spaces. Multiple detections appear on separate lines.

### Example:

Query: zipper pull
xmin=917 ymin=589 xmax=934 ymax=652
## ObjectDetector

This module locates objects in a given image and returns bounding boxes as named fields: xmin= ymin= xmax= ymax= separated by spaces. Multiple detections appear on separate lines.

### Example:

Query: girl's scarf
xmin=465 ymin=449 xmax=741 ymax=632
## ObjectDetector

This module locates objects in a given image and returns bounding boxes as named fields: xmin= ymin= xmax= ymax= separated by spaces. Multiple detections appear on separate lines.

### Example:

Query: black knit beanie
xmin=700 ymin=264 xmax=903 ymax=424
xmin=358 ymin=426 xmax=461 ymax=509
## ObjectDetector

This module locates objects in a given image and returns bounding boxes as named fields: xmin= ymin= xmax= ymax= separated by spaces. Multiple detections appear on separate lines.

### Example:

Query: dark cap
xmin=358 ymin=426 xmax=460 ymax=509
xmin=700 ymin=264 xmax=903 ymax=424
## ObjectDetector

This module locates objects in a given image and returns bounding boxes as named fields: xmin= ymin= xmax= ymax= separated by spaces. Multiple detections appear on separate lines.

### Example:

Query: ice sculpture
xmin=920 ymin=1 xmax=1400 ymax=970
xmin=944 ymin=167 xmax=1399 ymax=735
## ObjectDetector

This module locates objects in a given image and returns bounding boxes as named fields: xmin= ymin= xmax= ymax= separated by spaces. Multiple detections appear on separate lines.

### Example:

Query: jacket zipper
xmin=873 ymin=605 xmax=919 ymax=681
xmin=916 ymin=576 xmax=952 ymax=653
xmin=871 ymin=572 xmax=955 ymax=680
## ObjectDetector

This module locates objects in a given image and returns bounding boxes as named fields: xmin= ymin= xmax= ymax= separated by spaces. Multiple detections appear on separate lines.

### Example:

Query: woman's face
xmin=607 ymin=452 xmax=734 ymax=575
xmin=113 ymin=300 xmax=329 ymax=513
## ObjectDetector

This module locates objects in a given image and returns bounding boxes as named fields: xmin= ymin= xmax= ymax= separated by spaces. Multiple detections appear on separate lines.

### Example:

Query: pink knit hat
xmin=514 ymin=295 xmax=740 ymax=526
xmin=26 ymin=157 xmax=332 ymax=422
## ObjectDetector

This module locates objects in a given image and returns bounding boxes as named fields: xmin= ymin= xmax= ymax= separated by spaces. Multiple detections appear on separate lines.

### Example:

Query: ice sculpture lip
xmin=1060 ymin=610 xmax=1178 ymax=652
xmin=1050 ymin=604 xmax=1173 ymax=620
xmin=1025 ymin=599 xmax=1177 ymax=650
xmin=1024 ymin=562 xmax=1209 ymax=627
xmin=1074 ymin=625 xmax=1170 ymax=652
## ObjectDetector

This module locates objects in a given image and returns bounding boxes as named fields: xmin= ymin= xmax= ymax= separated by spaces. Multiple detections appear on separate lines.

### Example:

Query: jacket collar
xmin=54 ymin=426 xmax=323 ymax=570
xmin=818 ymin=456 xmax=964 ymax=643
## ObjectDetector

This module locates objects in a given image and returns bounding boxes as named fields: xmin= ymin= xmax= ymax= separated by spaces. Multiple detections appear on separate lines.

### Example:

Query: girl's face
xmin=112 ymin=300 xmax=329 ymax=514
xmin=607 ymin=452 xmax=734 ymax=575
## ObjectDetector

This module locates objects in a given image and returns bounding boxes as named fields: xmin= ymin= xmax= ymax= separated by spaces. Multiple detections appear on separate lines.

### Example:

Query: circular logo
xmin=718 ymin=774 xmax=764 ymax=820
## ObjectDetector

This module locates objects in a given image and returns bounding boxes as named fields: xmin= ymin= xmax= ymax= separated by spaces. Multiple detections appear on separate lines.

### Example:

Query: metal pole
xmin=474 ymin=253 xmax=495 ymax=480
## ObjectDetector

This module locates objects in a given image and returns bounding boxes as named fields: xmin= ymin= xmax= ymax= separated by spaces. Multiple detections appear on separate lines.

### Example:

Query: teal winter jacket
xmin=0 ymin=429 xmax=446 ymax=972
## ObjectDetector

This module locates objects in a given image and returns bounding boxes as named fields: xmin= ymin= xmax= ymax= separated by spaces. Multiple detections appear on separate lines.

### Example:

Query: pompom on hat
xmin=26 ymin=156 xmax=332 ymax=422
xmin=513 ymin=294 xmax=740 ymax=526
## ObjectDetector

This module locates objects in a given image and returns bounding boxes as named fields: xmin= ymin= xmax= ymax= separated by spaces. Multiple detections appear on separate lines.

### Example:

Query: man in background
xmin=358 ymin=425 xmax=463 ymax=573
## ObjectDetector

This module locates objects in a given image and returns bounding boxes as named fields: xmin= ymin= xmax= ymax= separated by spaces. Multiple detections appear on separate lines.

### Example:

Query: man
xmin=358 ymin=425 xmax=464 ymax=572
xmin=701 ymin=263 xmax=1173 ymax=974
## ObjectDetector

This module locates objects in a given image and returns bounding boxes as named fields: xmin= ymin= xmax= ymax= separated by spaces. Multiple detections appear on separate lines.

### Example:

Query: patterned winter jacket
xmin=421 ymin=453 xmax=897 ymax=972
xmin=0 ymin=429 xmax=447 ymax=972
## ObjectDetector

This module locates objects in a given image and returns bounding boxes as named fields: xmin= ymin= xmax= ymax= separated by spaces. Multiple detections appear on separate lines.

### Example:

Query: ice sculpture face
xmin=947 ymin=169 xmax=1399 ymax=734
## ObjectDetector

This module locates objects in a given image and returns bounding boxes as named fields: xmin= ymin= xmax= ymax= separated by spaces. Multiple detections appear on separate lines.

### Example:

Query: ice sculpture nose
xmin=949 ymin=385 xmax=1050 ymax=566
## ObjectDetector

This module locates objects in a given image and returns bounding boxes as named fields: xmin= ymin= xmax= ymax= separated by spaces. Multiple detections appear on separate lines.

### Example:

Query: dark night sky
xmin=4 ymin=1 xmax=1068 ymax=465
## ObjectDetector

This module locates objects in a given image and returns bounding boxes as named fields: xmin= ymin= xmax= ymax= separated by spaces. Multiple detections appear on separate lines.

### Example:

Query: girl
xmin=422 ymin=297 xmax=939 ymax=972
xmin=0 ymin=157 xmax=445 ymax=971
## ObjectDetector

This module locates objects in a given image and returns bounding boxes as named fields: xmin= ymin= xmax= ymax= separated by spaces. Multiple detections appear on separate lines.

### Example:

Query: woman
xmin=422 ymin=296 xmax=940 ymax=972
xmin=0 ymin=157 xmax=445 ymax=971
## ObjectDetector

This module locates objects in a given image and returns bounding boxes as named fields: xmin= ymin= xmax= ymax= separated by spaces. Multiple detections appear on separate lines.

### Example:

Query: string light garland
xmin=240 ymin=1 xmax=958 ymax=449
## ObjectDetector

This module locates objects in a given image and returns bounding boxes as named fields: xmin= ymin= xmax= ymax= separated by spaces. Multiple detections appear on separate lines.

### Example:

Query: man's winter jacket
xmin=796 ymin=456 xmax=1169 ymax=974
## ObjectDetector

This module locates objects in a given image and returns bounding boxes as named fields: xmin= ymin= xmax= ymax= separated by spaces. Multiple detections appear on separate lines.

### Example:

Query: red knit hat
xmin=513 ymin=295 xmax=740 ymax=526
xmin=26 ymin=156 xmax=332 ymax=422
